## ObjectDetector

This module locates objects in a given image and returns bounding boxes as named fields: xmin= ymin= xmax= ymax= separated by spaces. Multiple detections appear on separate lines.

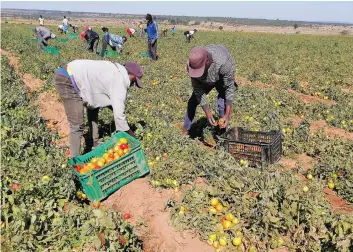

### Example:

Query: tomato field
xmin=1 ymin=23 xmax=353 ymax=251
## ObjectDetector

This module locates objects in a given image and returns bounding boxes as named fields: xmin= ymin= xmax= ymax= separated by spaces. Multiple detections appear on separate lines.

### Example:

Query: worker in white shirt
xmin=58 ymin=24 xmax=64 ymax=34
xmin=127 ymin=28 xmax=136 ymax=37
xmin=39 ymin=15 xmax=44 ymax=26
xmin=62 ymin=16 xmax=69 ymax=34
xmin=54 ymin=60 xmax=144 ymax=157
xmin=184 ymin=29 xmax=198 ymax=43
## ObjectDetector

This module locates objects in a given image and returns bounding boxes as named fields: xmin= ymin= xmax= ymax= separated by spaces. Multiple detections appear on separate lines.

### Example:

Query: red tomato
xmin=94 ymin=164 xmax=101 ymax=170
xmin=65 ymin=149 xmax=70 ymax=156
xmin=81 ymin=163 xmax=87 ymax=169
xmin=120 ymin=144 xmax=128 ymax=150
xmin=108 ymin=153 xmax=114 ymax=159
xmin=12 ymin=183 xmax=21 ymax=192
xmin=123 ymin=213 xmax=131 ymax=220
xmin=74 ymin=164 xmax=81 ymax=171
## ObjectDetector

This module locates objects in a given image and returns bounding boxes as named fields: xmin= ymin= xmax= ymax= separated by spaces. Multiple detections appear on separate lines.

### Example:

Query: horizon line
xmin=2 ymin=7 xmax=353 ymax=25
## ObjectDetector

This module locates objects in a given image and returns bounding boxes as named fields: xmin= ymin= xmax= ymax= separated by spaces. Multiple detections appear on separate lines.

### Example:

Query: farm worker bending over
xmin=39 ymin=15 xmax=44 ymax=26
xmin=58 ymin=25 xmax=64 ymax=34
xmin=146 ymin=13 xmax=158 ymax=60
xmin=183 ymin=45 xmax=238 ymax=134
xmin=126 ymin=28 xmax=136 ymax=37
xmin=100 ymin=27 xmax=127 ymax=56
xmin=62 ymin=16 xmax=69 ymax=34
xmin=84 ymin=27 xmax=100 ymax=54
xmin=34 ymin=26 xmax=56 ymax=50
xmin=184 ymin=29 xmax=197 ymax=43
xmin=69 ymin=24 xmax=78 ymax=33
xmin=162 ymin=28 xmax=168 ymax=36
xmin=54 ymin=60 xmax=144 ymax=158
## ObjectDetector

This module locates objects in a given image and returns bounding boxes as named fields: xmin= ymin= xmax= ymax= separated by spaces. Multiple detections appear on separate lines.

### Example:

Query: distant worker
xmin=146 ymin=13 xmax=158 ymax=61
xmin=138 ymin=21 xmax=145 ymax=37
xmin=162 ymin=28 xmax=168 ymax=37
xmin=33 ymin=26 xmax=56 ymax=50
xmin=100 ymin=27 xmax=127 ymax=57
xmin=171 ymin=25 xmax=176 ymax=36
xmin=184 ymin=29 xmax=197 ymax=43
xmin=58 ymin=24 xmax=64 ymax=34
xmin=84 ymin=27 xmax=99 ymax=54
xmin=62 ymin=16 xmax=69 ymax=34
xmin=54 ymin=60 xmax=144 ymax=157
xmin=126 ymin=28 xmax=136 ymax=38
xmin=69 ymin=24 xmax=78 ymax=33
xmin=39 ymin=15 xmax=44 ymax=26
xmin=183 ymin=45 xmax=238 ymax=134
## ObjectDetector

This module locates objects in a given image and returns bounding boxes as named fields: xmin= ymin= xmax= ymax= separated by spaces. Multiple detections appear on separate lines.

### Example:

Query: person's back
xmin=63 ymin=17 xmax=68 ymax=26
xmin=36 ymin=26 xmax=50 ymax=36
xmin=201 ymin=44 xmax=235 ymax=84
xmin=67 ymin=60 xmax=129 ymax=109
xmin=85 ymin=30 xmax=99 ymax=40
xmin=108 ymin=34 xmax=125 ymax=48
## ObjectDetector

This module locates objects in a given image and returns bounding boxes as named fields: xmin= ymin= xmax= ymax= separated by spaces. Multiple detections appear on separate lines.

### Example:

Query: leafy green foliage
xmin=1 ymin=23 xmax=352 ymax=251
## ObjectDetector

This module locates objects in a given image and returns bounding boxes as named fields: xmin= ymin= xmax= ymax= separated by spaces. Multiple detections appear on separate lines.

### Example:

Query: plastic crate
xmin=105 ymin=50 xmax=120 ymax=58
xmin=56 ymin=37 xmax=69 ymax=42
xmin=44 ymin=46 xmax=60 ymax=55
xmin=68 ymin=33 xmax=78 ymax=39
xmin=219 ymin=127 xmax=282 ymax=167
xmin=69 ymin=131 xmax=150 ymax=202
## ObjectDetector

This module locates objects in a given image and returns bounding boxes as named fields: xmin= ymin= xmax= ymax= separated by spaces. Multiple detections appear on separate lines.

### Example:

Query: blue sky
xmin=2 ymin=1 xmax=353 ymax=23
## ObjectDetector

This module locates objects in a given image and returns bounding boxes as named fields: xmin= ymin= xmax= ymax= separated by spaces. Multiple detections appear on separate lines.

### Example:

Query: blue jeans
xmin=184 ymin=84 xmax=226 ymax=131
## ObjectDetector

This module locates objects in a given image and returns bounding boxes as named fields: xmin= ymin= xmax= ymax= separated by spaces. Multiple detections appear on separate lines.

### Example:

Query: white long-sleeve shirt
xmin=67 ymin=60 xmax=131 ymax=131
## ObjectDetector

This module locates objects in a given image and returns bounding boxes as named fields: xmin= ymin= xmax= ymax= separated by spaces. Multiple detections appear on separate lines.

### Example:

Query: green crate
xmin=44 ymin=46 xmax=60 ymax=55
xmin=69 ymin=131 xmax=150 ymax=202
xmin=99 ymin=48 xmax=120 ymax=58
xmin=56 ymin=37 xmax=69 ymax=42
xmin=68 ymin=33 xmax=78 ymax=39
xmin=106 ymin=50 xmax=120 ymax=58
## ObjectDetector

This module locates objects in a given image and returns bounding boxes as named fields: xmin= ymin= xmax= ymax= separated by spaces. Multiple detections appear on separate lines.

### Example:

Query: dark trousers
xmin=100 ymin=39 xmax=118 ymax=57
xmin=184 ymin=84 xmax=227 ymax=131
xmin=148 ymin=39 xmax=158 ymax=60
xmin=54 ymin=74 xmax=99 ymax=157
xmin=37 ymin=33 xmax=50 ymax=50
xmin=87 ymin=38 xmax=99 ymax=53
xmin=185 ymin=34 xmax=192 ymax=43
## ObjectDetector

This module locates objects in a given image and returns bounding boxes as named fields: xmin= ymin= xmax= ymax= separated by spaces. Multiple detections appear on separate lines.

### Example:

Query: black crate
xmin=219 ymin=127 xmax=282 ymax=167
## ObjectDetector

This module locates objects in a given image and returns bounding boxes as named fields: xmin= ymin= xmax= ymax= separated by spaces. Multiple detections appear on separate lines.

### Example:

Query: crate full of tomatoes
xmin=69 ymin=131 xmax=150 ymax=202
